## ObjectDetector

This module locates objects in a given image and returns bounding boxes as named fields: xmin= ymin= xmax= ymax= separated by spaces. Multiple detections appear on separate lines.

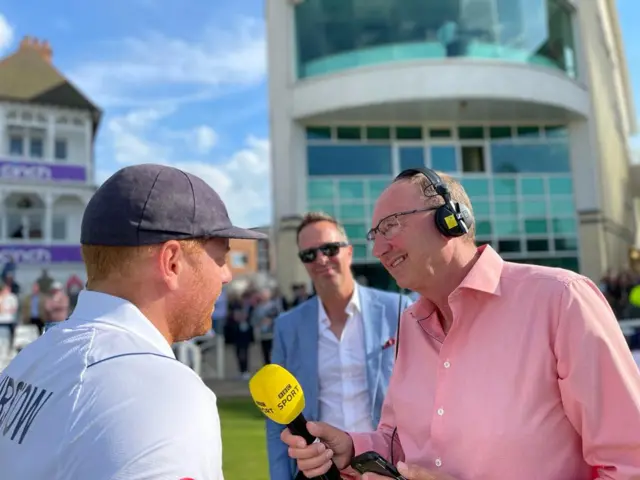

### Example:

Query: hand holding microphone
xmin=249 ymin=364 xmax=354 ymax=479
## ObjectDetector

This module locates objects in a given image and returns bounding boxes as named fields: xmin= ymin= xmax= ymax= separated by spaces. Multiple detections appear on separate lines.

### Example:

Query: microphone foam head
xmin=248 ymin=364 xmax=306 ymax=424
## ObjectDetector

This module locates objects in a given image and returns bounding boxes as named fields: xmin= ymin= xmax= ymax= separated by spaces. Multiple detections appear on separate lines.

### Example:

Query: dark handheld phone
xmin=350 ymin=451 xmax=407 ymax=479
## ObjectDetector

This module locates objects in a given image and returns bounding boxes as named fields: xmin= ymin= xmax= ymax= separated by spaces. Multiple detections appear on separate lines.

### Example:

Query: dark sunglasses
xmin=298 ymin=242 xmax=350 ymax=264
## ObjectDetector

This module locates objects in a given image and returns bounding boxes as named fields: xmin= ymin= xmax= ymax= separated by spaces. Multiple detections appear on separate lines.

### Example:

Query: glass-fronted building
xmin=266 ymin=0 xmax=637 ymax=292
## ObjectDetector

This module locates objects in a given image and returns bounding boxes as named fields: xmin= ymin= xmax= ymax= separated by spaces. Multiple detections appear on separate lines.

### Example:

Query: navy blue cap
xmin=81 ymin=163 xmax=267 ymax=246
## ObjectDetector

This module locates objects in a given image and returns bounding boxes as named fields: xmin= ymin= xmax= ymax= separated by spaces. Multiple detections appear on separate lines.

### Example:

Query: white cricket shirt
xmin=0 ymin=290 xmax=224 ymax=480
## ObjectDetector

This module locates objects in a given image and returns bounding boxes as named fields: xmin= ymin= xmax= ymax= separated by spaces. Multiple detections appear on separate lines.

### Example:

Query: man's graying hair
xmin=393 ymin=171 xmax=476 ymax=242
xmin=296 ymin=212 xmax=348 ymax=243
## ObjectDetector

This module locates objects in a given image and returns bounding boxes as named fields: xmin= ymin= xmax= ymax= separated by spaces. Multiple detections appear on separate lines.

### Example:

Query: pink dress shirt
xmin=348 ymin=245 xmax=640 ymax=479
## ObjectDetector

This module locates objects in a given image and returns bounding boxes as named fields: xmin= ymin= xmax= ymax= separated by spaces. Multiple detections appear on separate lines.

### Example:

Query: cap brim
xmin=212 ymin=226 xmax=268 ymax=240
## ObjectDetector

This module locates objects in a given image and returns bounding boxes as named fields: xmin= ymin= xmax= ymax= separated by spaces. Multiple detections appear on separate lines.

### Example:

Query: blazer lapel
xmin=360 ymin=287 xmax=386 ymax=422
xmin=297 ymin=298 xmax=319 ymax=420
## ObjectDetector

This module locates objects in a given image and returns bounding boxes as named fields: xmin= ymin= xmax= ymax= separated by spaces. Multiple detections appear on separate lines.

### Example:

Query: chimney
xmin=18 ymin=35 xmax=53 ymax=63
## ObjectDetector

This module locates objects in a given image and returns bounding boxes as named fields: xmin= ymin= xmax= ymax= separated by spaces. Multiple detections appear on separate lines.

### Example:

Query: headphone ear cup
xmin=435 ymin=204 xmax=464 ymax=238
xmin=457 ymin=203 xmax=474 ymax=232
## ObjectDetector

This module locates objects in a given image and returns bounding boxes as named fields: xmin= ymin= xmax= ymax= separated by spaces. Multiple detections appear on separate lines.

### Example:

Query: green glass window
xmin=368 ymin=179 xmax=389 ymax=199
xmin=498 ymin=239 xmax=521 ymax=253
xmin=471 ymin=200 xmax=491 ymax=217
xmin=491 ymin=143 xmax=570 ymax=173
xmin=461 ymin=178 xmax=490 ymax=197
xmin=399 ymin=147 xmax=425 ymax=171
xmin=308 ymin=179 xmax=335 ymax=200
xmin=495 ymin=218 xmax=520 ymax=236
xmin=545 ymin=125 xmax=568 ymax=138
xmin=338 ymin=180 xmax=365 ymax=200
xmin=493 ymin=178 xmax=517 ymax=196
xmin=458 ymin=126 xmax=484 ymax=140
xmin=552 ymin=218 xmax=577 ymax=234
xmin=429 ymin=128 xmax=452 ymax=138
xmin=430 ymin=146 xmax=457 ymax=172
xmin=524 ymin=219 xmax=548 ymax=234
xmin=555 ymin=237 xmax=578 ymax=251
xmin=366 ymin=126 xmax=391 ymax=140
xmin=344 ymin=223 xmax=368 ymax=240
xmin=336 ymin=126 xmax=361 ymax=140
xmin=550 ymin=198 xmax=575 ymax=215
xmin=489 ymin=126 xmax=512 ymax=139
xmin=516 ymin=126 xmax=540 ymax=138
xmin=527 ymin=239 xmax=549 ymax=252
xmin=521 ymin=177 xmax=545 ymax=196
xmin=476 ymin=220 xmax=492 ymax=236
xmin=396 ymin=126 xmax=422 ymax=140
xmin=548 ymin=177 xmax=573 ymax=195
xmin=521 ymin=200 xmax=547 ymax=217
xmin=352 ymin=244 xmax=368 ymax=259
xmin=308 ymin=202 xmax=336 ymax=216
xmin=494 ymin=200 xmax=518 ymax=216
xmin=339 ymin=204 xmax=366 ymax=220
xmin=306 ymin=126 xmax=331 ymax=140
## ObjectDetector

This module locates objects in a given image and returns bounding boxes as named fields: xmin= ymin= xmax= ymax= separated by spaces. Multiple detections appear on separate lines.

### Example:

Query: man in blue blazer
xmin=266 ymin=212 xmax=412 ymax=480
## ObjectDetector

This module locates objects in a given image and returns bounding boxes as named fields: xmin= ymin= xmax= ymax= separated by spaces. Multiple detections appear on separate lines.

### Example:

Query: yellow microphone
xmin=249 ymin=364 xmax=342 ymax=480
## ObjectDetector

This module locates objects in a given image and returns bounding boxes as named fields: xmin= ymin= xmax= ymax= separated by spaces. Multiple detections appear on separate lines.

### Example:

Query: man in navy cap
xmin=0 ymin=164 xmax=266 ymax=480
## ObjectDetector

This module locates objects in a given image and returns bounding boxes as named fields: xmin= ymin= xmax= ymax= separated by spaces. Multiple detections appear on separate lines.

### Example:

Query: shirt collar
xmin=318 ymin=282 xmax=362 ymax=331
xmin=409 ymin=244 xmax=503 ymax=318
xmin=69 ymin=290 xmax=176 ymax=358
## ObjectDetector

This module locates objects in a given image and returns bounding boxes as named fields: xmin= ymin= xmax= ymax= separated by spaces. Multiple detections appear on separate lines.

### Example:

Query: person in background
xmin=267 ymin=212 xmax=413 ymax=480
xmin=281 ymin=168 xmax=640 ymax=479
xmin=21 ymin=282 xmax=45 ymax=334
xmin=36 ymin=268 xmax=53 ymax=295
xmin=251 ymin=287 xmax=282 ymax=365
xmin=43 ymin=281 xmax=70 ymax=332
xmin=0 ymin=280 xmax=18 ymax=344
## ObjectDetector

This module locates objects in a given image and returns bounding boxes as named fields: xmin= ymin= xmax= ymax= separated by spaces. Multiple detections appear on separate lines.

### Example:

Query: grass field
xmin=219 ymin=397 xmax=270 ymax=479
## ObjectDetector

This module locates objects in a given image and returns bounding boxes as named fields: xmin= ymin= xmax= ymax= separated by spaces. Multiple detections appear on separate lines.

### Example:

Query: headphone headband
xmin=394 ymin=167 xmax=450 ymax=201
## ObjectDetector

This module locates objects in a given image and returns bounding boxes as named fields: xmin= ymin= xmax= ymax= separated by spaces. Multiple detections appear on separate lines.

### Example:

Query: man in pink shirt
xmin=281 ymin=168 xmax=640 ymax=479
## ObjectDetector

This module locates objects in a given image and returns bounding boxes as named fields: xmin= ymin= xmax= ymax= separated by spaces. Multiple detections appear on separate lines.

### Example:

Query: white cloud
xmin=69 ymin=17 xmax=266 ymax=108
xmin=102 ymin=108 xmax=271 ymax=228
xmin=0 ymin=14 xmax=14 ymax=54
xmin=193 ymin=126 xmax=218 ymax=154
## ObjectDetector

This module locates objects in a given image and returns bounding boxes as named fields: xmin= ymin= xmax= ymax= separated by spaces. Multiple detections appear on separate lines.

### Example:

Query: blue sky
xmin=0 ymin=0 xmax=638 ymax=229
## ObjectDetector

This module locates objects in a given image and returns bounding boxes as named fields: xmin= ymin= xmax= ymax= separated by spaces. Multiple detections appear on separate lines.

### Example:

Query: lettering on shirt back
xmin=0 ymin=374 xmax=54 ymax=445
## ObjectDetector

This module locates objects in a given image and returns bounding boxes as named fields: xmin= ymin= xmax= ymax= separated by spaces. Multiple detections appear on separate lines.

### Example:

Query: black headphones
xmin=394 ymin=167 xmax=474 ymax=238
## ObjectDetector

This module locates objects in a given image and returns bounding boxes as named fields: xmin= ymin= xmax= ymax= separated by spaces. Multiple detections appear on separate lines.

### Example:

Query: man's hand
xmin=280 ymin=421 xmax=354 ymax=478
xmin=362 ymin=461 xmax=457 ymax=480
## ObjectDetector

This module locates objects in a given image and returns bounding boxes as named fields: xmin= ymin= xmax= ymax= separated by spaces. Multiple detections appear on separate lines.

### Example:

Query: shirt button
xmin=437 ymin=408 xmax=444 ymax=416
xmin=443 ymin=361 xmax=451 ymax=368
xmin=435 ymin=458 xmax=442 ymax=467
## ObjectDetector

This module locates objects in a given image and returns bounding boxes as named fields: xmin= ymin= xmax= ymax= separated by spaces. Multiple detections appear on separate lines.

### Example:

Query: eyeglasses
xmin=298 ymin=242 xmax=350 ymax=263
xmin=366 ymin=207 xmax=438 ymax=241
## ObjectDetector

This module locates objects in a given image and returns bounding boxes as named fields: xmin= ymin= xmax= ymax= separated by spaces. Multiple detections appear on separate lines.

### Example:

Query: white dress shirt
xmin=317 ymin=284 xmax=373 ymax=432
xmin=0 ymin=290 xmax=224 ymax=480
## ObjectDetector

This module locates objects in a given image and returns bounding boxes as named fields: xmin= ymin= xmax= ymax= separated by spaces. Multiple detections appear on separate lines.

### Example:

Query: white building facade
xmin=0 ymin=37 xmax=101 ymax=288
xmin=266 ymin=0 xmax=637 ymax=292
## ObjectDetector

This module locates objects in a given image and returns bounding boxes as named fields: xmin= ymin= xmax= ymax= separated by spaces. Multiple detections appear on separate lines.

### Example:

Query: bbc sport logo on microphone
xmin=276 ymin=383 xmax=301 ymax=410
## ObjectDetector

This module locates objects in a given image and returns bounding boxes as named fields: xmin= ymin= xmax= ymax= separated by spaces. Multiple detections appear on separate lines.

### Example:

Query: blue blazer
xmin=266 ymin=285 xmax=413 ymax=480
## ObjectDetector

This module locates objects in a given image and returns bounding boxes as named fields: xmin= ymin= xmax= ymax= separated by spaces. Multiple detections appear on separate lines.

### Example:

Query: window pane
xmin=550 ymin=198 xmax=575 ymax=215
xmin=336 ymin=126 xmax=361 ymax=140
xmin=9 ymin=136 xmax=23 ymax=156
xmin=461 ymin=178 xmax=489 ymax=197
xmin=494 ymin=200 xmax=518 ymax=215
xmin=429 ymin=128 xmax=451 ymax=138
xmin=338 ymin=180 xmax=364 ymax=200
xmin=555 ymin=237 xmax=578 ymax=251
xmin=458 ymin=126 xmax=484 ymax=139
xmin=476 ymin=220 xmax=492 ymax=236
xmin=308 ymin=180 xmax=335 ymax=200
xmin=493 ymin=178 xmax=517 ymax=196
xmin=498 ymin=239 xmax=521 ymax=253
xmin=516 ymin=126 xmax=540 ymax=138
xmin=430 ymin=146 xmax=457 ymax=172
xmin=522 ymin=200 xmax=547 ymax=217
xmin=399 ymin=147 xmax=425 ymax=171
xmin=527 ymin=239 xmax=549 ymax=252
xmin=366 ymin=126 xmax=391 ymax=140
xmin=396 ymin=126 xmax=422 ymax=140
xmin=552 ymin=218 xmax=577 ymax=234
xmin=524 ymin=219 xmax=547 ymax=234
xmin=30 ymin=138 xmax=44 ymax=158
xmin=495 ymin=219 xmax=520 ymax=235
xmin=7 ymin=214 xmax=23 ymax=239
xmin=344 ymin=223 xmax=368 ymax=240
xmin=368 ymin=180 xmax=389 ymax=199
xmin=490 ymin=143 xmax=570 ymax=173
xmin=306 ymin=126 xmax=331 ymax=140
xmin=352 ymin=244 xmax=368 ymax=260
xmin=308 ymin=145 xmax=392 ymax=175
xmin=308 ymin=202 xmax=336 ymax=216
xmin=545 ymin=125 xmax=568 ymax=138
xmin=339 ymin=204 xmax=366 ymax=220
xmin=54 ymin=139 xmax=68 ymax=160
xmin=548 ymin=177 xmax=573 ymax=195
xmin=27 ymin=214 xmax=43 ymax=239
xmin=461 ymin=146 xmax=485 ymax=172
xmin=472 ymin=200 xmax=491 ymax=217
xmin=489 ymin=126 xmax=512 ymax=139
xmin=521 ymin=177 xmax=545 ymax=195
xmin=52 ymin=215 xmax=66 ymax=240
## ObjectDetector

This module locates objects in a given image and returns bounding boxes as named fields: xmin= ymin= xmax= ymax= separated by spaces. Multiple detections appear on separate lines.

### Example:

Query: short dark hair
xmin=296 ymin=212 xmax=348 ymax=243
